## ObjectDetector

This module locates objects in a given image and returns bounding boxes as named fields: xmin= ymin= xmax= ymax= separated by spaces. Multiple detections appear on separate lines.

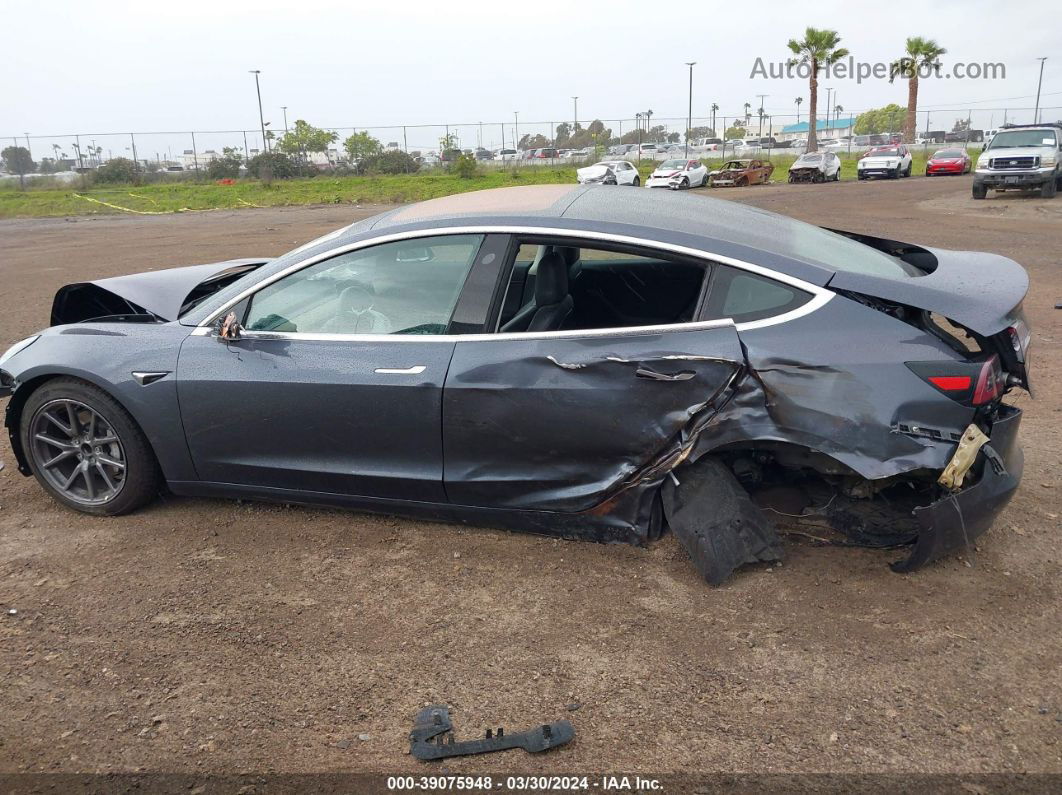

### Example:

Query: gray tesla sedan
xmin=0 ymin=185 xmax=1031 ymax=583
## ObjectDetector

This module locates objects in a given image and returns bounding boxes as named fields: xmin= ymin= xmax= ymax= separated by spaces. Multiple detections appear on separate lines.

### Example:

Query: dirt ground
xmin=0 ymin=177 xmax=1059 ymax=777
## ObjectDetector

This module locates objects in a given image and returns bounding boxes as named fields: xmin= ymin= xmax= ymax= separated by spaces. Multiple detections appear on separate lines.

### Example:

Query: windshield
xmin=934 ymin=149 xmax=964 ymax=158
xmin=799 ymin=154 xmax=822 ymax=162
xmin=868 ymin=147 xmax=900 ymax=156
xmin=659 ymin=160 xmax=686 ymax=169
xmin=988 ymin=130 xmax=1059 ymax=149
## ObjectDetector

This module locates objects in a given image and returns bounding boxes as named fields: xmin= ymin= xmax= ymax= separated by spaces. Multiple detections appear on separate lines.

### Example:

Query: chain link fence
xmin=4 ymin=106 xmax=1060 ymax=181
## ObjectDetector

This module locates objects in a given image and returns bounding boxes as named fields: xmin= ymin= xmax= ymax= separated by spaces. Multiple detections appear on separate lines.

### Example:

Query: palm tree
xmin=794 ymin=96 xmax=803 ymax=123
xmin=786 ymin=28 xmax=849 ymax=152
xmin=890 ymin=37 xmax=946 ymax=143
xmin=743 ymin=102 xmax=752 ymax=125
xmin=710 ymin=103 xmax=719 ymax=135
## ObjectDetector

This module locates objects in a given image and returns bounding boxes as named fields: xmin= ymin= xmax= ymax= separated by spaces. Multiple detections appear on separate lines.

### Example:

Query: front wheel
xmin=1042 ymin=179 xmax=1058 ymax=199
xmin=21 ymin=378 xmax=160 ymax=515
xmin=972 ymin=183 xmax=987 ymax=200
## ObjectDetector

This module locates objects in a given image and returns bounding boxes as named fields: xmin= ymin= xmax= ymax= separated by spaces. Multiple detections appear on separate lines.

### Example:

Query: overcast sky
xmin=3 ymin=0 xmax=1059 ymax=154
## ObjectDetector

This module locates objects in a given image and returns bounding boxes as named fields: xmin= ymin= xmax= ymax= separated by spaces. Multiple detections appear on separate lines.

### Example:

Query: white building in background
xmin=179 ymin=148 xmax=222 ymax=170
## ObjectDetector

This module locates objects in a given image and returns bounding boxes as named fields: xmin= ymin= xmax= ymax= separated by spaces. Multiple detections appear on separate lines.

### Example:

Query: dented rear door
xmin=442 ymin=325 xmax=746 ymax=512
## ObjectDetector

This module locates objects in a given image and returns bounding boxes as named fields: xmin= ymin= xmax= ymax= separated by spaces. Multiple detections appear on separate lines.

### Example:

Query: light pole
xmin=281 ymin=106 xmax=289 ymax=134
xmin=1034 ymin=57 xmax=1047 ymax=123
xmin=249 ymin=70 xmax=269 ymax=153
xmin=514 ymin=112 xmax=519 ymax=150
xmin=23 ymin=133 xmax=31 ymax=160
xmin=824 ymin=87 xmax=833 ymax=134
xmin=685 ymin=62 xmax=696 ymax=156
xmin=572 ymin=96 xmax=578 ymax=130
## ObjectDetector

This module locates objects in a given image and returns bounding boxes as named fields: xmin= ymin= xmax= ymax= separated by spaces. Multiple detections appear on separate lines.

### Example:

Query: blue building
xmin=780 ymin=117 xmax=855 ymax=141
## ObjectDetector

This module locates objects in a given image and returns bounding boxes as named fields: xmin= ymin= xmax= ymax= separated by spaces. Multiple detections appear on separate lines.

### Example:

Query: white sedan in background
xmin=576 ymin=160 xmax=641 ymax=186
xmin=645 ymin=158 xmax=709 ymax=189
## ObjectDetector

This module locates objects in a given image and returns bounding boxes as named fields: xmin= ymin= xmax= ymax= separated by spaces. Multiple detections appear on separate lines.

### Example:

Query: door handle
xmin=374 ymin=365 xmax=426 ymax=375
xmin=635 ymin=367 xmax=695 ymax=382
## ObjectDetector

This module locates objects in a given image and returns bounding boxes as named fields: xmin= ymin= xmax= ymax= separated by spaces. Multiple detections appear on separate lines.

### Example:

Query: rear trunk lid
xmin=827 ymin=244 xmax=1032 ymax=389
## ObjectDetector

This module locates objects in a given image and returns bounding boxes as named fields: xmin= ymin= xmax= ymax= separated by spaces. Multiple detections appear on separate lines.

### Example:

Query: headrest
xmin=535 ymin=251 xmax=568 ymax=305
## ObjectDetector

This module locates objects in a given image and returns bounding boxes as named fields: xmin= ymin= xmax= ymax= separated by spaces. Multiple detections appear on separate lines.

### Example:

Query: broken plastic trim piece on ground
xmin=410 ymin=705 xmax=574 ymax=760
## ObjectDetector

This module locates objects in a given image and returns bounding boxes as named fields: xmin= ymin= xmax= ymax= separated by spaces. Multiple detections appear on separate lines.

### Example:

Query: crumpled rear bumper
xmin=892 ymin=405 xmax=1024 ymax=572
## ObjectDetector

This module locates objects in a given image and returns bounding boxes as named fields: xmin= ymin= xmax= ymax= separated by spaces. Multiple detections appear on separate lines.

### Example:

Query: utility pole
xmin=243 ymin=131 xmax=250 ymax=165
xmin=572 ymin=96 xmax=578 ymax=129
xmin=23 ymin=133 xmax=31 ymax=160
xmin=281 ymin=106 xmax=289 ymax=134
xmin=824 ymin=88 xmax=833 ymax=135
xmin=130 ymin=133 xmax=139 ymax=173
xmin=514 ymin=112 xmax=519 ymax=150
xmin=685 ymin=62 xmax=696 ymax=157
xmin=1034 ymin=57 xmax=1047 ymax=123
xmin=756 ymin=93 xmax=768 ymax=138
xmin=249 ymin=70 xmax=269 ymax=153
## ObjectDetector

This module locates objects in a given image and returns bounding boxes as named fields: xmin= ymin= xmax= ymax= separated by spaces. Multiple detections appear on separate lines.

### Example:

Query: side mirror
xmin=216 ymin=311 xmax=243 ymax=342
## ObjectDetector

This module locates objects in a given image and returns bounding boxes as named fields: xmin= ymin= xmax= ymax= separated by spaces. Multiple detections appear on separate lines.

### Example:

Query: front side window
xmin=243 ymin=234 xmax=482 ymax=335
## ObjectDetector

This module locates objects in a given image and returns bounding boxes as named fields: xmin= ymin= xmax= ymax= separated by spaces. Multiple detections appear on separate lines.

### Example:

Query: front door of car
xmin=176 ymin=233 xmax=490 ymax=502
xmin=441 ymin=240 xmax=747 ymax=513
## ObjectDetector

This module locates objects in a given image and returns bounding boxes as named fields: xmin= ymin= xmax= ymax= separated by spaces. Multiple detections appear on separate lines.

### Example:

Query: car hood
xmin=792 ymin=156 xmax=825 ymax=169
xmin=51 ymin=258 xmax=271 ymax=325
xmin=577 ymin=165 xmax=613 ymax=179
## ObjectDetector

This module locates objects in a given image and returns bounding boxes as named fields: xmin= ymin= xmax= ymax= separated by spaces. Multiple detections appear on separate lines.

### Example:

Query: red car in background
xmin=926 ymin=148 xmax=972 ymax=176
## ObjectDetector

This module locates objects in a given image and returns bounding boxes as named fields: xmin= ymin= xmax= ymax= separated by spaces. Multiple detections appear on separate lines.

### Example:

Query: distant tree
xmin=890 ymin=37 xmax=947 ymax=143
xmin=1 ymin=146 xmax=36 ymax=174
xmin=360 ymin=149 xmax=419 ymax=175
xmin=207 ymin=147 xmax=244 ymax=179
xmin=518 ymin=133 xmax=549 ymax=150
xmin=94 ymin=157 xmax=138 ymax=183
xmin=724 ymin=125 xmax=747 ymax=139
xmin=344 ymin=131 xmax=383 ymax=163
xmin=439 ymin=132 xmax=460 ymax=152
xmin=277 ymin=120 xmax=337 ymax=162
xmin=786 ymin=27 xmax=849 ymax=152
xmin=685 ymin=126 xmax=716 ymax=142
xmin=554 ymin=122 xmax=572 ymax=146
xmin=794 ymin=96 xmax=803 ymax=122
xmin=37 ymin=158 xmax=64 ymax=174
xmin=666 ymin=131 xmax=680 ymax=143
xmin=450 ymin=152 xmax=478 ymax=178
xmin=247 ymin=151 xmax=303 ymax=179
xmin=952 ymin=117 xmax=971 ymax=132
xmin=853 ymin=104 xmax=906 ymax=135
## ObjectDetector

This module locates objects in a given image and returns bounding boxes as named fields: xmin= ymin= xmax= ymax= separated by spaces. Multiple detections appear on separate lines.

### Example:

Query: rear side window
xmin=703 ymin=265 xmax=811 ymax=324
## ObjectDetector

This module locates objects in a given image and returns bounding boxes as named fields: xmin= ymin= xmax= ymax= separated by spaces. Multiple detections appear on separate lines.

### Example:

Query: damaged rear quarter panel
xmin=442 ymin=325 xmax=746 ymax=515
xmin=696 ymin=297 xmax=975 ymax=478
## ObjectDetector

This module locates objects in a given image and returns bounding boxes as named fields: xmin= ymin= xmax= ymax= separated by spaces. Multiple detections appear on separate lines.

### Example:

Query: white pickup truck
xmin=973 ymin=123 xmax=1062 ymax=199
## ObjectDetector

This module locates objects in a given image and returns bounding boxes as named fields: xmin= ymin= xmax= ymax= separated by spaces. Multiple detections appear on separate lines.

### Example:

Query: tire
xmin=904 ymin=163 xmax=912 ymax=177
xmin=890 ymin=167 xmax=900 ymax=179
xmin=680 ymin=177 xmax=689 ymax=190
xmin=700 ymin=173 xmax=708 ymax=187
xmin=20 ymin=377 xmax=160 ymax=516
xmin=833 ymin=169 xmax=840 ymax=181
xmin=972 ymin=183 xmax=987 ymax=200
xmin=632 ymin=177 xmax=640 ymax=187
xmin=1041 ymin=179 xmax=1057 ymax=199
xmin=857 ymin=171 xmax=866 ymax=181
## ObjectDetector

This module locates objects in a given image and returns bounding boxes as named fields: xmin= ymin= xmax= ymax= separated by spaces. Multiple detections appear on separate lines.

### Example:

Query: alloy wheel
xmin=29 ymin=399 xmax=126 ymax=506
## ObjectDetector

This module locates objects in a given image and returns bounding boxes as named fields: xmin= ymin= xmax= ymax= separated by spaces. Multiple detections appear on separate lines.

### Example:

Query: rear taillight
xmin=906 ymin=354 xmax=1005 ymax=407
xmin=972 ymin=355 xmax=1004 ymax=405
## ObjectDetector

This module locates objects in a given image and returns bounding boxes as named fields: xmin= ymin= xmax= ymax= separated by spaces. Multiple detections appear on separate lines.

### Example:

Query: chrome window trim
xmin=194 ymin=225 xmax=834 ymax=341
